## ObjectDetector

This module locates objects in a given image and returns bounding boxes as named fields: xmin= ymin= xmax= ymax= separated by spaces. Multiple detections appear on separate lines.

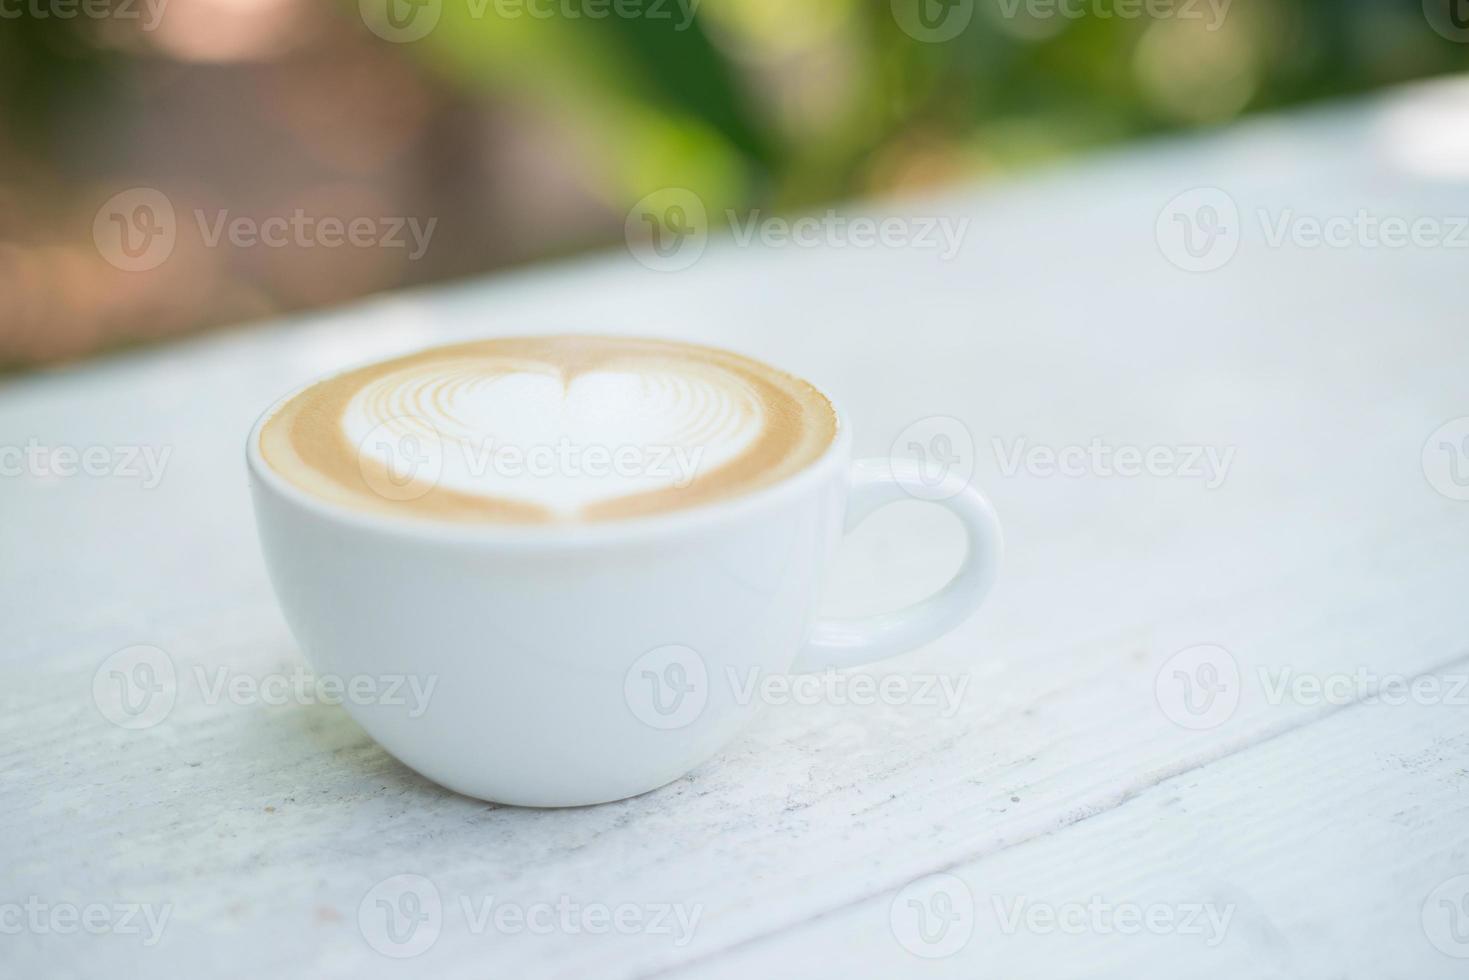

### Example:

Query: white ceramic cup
xmin=246 ymin=362 xmax=1002 ymax=807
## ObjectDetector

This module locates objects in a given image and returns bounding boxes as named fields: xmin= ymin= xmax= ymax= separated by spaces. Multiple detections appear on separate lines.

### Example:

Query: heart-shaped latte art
xmin=259 ymin=336 xmax=837 ymax=524
xmin=344 ymin=363 xmax=764 ymax=517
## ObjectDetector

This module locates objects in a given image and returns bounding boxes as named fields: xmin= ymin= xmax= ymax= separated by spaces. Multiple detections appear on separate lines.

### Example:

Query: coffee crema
xmin=258 ymin=336 xmax=838 ymax=524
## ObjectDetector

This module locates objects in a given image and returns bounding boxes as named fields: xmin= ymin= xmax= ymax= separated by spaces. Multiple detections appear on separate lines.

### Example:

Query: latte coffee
xmin=257 ymin=335 xmax=838 ymax=524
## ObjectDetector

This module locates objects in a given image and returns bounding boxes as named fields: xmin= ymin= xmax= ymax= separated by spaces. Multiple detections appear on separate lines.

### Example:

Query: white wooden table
xmin=5 ymin=77 xmax=1469 ymax=979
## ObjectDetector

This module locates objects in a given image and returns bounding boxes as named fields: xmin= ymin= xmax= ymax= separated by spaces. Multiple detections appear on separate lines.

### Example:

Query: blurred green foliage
xmin=5 ymin=0 xmax=1467 ymax=215
xmin=3 ymin=0 xmax=1467 ymax=366
xmin=388 ymin=0 xmax=1469 ymax=212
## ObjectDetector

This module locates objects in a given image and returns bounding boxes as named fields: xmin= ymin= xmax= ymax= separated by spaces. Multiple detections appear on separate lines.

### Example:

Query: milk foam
xmin=344 ymin=361 xmax=764 ymax=517
xmin=258 ymin=336 xmax=837 ymax=524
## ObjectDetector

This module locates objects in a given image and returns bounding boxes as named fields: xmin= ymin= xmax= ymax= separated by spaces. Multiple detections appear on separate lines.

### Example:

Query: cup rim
xmin=244 ymin=336 xmax=852 ymax=549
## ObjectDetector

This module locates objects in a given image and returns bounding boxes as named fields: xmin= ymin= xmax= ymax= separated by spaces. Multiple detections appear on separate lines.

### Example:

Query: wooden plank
xmin=669 ymin=661 xmax=1469 ymax=980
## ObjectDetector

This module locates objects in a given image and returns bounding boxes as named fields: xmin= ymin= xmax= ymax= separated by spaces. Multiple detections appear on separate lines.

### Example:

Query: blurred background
xmin=3 ymin=0 xmax=1468 ymax=370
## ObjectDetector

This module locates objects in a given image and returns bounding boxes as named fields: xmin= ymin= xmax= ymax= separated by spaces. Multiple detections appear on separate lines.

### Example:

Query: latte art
xmin=258 ymin=336 xmax=838 ymax=523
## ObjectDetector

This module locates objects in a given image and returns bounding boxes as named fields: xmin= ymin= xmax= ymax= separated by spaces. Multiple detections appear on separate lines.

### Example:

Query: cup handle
xmin=790 ymin=458 xmax=1003 ymax=672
